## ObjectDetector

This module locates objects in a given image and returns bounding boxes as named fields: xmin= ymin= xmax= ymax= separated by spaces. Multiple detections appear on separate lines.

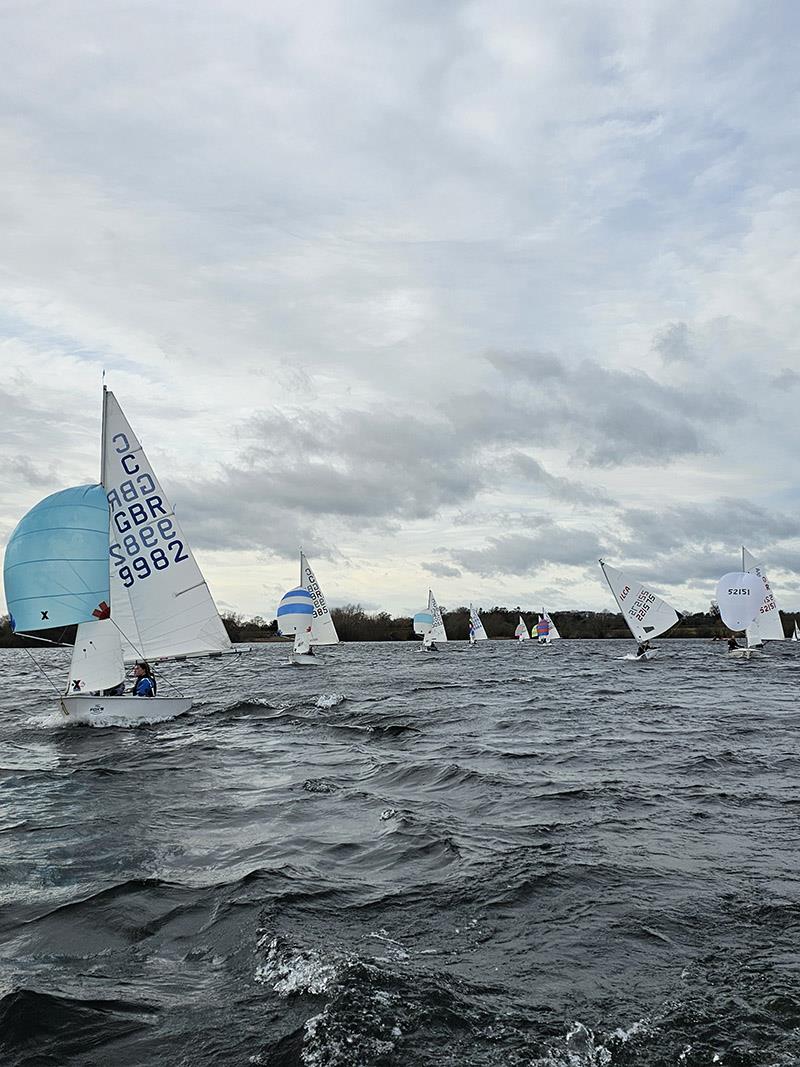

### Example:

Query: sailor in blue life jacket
xmin=132 ymin=661 xmax=157 ymax=697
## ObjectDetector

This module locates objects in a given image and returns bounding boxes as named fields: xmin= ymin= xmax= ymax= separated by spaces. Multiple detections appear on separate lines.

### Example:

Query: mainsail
xmin=300 ymin=551 xmax=338 ymax=646
xmin=599 ymin=561 xmax=679 ymax=643
xmin=514 ymin=615 xmax=530 ymax=641
xmin=428 ymin=590 xmax=448 ymax=643
xmin=742 ymin=546 xmax=784 ymax=645
xmin=102 ymin=389 xmax=232 ymax=662
xmin=468 ymin=604 xmax=488 ymax=642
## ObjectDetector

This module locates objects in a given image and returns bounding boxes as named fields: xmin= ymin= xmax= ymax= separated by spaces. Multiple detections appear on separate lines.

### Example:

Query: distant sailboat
xmin=414 ymin=589 xmax=447 ymax=651
xmin=3 ymin=388 xmax=233 ymax=724
xmin=720 ymin=547 xmax=783 ymax=659
xmin=514 ymin=615 xmax=530 ymax=642
xmin=599 ymin=560 xmax=679 ymax=661
xmin=536 ymin=611 xmax=561 ymax=645
xmin=793 ymin=620 xmax=800 ymax=643
xmin=468 ymin=604 xmax=488 ymax=645
xmin=276 ymin=550 xmax=339 ymax=666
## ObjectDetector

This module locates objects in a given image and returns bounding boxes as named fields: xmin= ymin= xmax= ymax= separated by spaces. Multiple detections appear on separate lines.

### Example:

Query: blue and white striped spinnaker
xmin=277 ymin=587 xmax=315 ymax=636
xmin=3 ymin=484 xmax=110 ymax=633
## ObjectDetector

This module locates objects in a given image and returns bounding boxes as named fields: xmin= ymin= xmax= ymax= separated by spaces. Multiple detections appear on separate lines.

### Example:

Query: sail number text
xmin=302 ymin=565 xmax=329 ymax=618
xmin=107 ymin=431 xmax=188 ymax=587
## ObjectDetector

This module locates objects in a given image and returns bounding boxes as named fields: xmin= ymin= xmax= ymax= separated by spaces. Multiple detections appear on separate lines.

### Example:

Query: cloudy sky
xmin=2 ymin=0 xmax=799 ymax=619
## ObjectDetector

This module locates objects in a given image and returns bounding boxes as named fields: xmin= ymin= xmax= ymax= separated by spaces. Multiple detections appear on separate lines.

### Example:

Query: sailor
xmin=636 ymin=641 xmax=650 ymax=657
xmin=727 ymin=636 xmax=740 ymax=651
xmin=132 ymin=661 xmax=157 ymax=697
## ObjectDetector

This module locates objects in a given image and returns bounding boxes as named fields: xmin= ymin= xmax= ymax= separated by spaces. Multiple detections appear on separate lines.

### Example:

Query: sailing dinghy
xmin=536 ymin=611 xmax=561 ymax=645
xmin=414 ymin=590 xmax=448 ymax=651
xmin=514 ymin=616 xmax=530 ymax=642
xmin=3 ymin=388 xmax=234 ymax=725
xmin=276 ymin=551 xmax=339 ymax=666
xmin=599 ymin=560 xmax=679 ymax=660
xmin=468 ymin=604 xmax=488 ymax=645
xmin=717 ymin=548 xmax=783 ymax=659
xmin=793 ymin=620 xmax=800 ymax=643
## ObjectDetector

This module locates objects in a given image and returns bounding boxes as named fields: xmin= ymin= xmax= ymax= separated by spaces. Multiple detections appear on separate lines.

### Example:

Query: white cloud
xmin=2 ymin=0 xmax=800 ymax=617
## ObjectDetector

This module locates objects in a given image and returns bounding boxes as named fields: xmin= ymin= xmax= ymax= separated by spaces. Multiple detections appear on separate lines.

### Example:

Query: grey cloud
xmin=451 ymin=525 xmax=607 ymax=578
xmin=771 ymin=368 xmax=800 ymax=390
xmin=481 ymin=350 xmax=732 ymax=467
xmin=169 ymin=400 xmax=612 ymax=552
xmin=7 ymin=456 xmax=56 ymax=488
xmin=653 ymin=322 xmax=693 ymax=363
xmin=422 ymin=561 xmax=462 ymax=578
xmin=620 ymin=498 xmax=798 ymax=558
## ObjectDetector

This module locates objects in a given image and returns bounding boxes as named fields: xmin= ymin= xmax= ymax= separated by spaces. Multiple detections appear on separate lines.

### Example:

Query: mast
xmin=100 ymin=383 xmax=108 ymax=486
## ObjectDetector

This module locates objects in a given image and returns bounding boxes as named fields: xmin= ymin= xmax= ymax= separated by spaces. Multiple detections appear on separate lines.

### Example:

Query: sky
xmin=1 ymin=0 xmax=799 ymax=620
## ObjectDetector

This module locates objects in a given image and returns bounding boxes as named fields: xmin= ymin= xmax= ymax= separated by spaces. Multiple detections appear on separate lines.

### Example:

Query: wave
xmin=0 ymin=988 xmax=158 ymax=1063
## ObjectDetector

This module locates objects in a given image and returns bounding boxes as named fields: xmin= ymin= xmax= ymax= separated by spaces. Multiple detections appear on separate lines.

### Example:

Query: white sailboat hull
xmin=60 ymin=695 xmax=192 ymax=725
xmin=290 ymin=653 xmax=323 ymax=667
xmin=622 ymin=649 xmax=659 ymax=661
xmin=728 ymin=647 xmax=765 ymax=660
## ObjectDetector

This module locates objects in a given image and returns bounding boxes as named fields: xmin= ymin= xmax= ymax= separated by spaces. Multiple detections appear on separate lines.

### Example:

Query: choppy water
xmin=1 ymin=639 xmax=798 ymax=1066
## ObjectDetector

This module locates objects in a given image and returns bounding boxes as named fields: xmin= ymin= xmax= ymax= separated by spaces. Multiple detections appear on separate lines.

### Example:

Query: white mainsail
xmin=545 ymin=612 xmax=560 ymax=640
xmin=300 ymin=551 xmax=339 ymax=647
xmin=793 ymin=620 xmax=800 ymax=642
xmin=514 ymin=615 xmax=530 ymax=641
xmin=468 ymin=604 xmax=488 ymax=643
xmin=102 ymin=389 xmax=232 ymax=662
xmin=428 ymin=590 xmax=448 ymax=643
xmin=599 ymin=561 xmax=678 ymax=643
xmin=742 ymin=546 xmax=784 ymax=645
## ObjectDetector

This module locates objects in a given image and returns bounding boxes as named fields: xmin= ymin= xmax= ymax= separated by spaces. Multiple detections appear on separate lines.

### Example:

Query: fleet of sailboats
xmin=4 ymin=388 xmax=800 ymax=711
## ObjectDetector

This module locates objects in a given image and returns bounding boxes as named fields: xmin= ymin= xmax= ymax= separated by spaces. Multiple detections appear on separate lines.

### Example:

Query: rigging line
xmin=22 ymin=647 xmax=70 ymax=718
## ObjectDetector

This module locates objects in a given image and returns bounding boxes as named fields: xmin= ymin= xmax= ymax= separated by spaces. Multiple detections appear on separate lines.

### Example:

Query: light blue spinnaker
xmin=3 ymin=484 xmax=110 ymax=633
xmin=413 ymin=611 xmax=434 ymax=635
xmin=276 ymin=587 xmax=314 ymax=635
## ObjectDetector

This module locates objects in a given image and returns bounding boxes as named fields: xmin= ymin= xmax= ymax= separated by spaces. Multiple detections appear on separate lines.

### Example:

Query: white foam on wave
xmin=531 ymin=1019 xmax=652 ymax=1066
xmin=315 ymin=693 xmax=345 ymax=709
xmin=254 ymin=934 xmax=342 ymax=997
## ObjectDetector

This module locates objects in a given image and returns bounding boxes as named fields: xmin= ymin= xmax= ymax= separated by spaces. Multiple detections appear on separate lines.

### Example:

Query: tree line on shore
xmin=5 ymin=605 xmax=798 ymax=647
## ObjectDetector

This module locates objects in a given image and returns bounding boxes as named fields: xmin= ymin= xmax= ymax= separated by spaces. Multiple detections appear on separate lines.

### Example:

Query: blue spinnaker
xmin=3 ymin=484 xmax=110 ymax=633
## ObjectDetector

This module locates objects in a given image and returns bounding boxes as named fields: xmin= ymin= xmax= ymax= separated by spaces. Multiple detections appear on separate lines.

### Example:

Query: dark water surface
xmin=1 ymin=639 xmax=798 ymax=1066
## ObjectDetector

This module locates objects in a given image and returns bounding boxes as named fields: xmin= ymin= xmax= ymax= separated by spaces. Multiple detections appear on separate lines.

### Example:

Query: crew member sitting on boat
xmin=636 ymin=641 xmax=650 ymax=657
xmin=727 ymin=636 xmax=740 ymax=651
xmin=132 ymin=661 xmax=156 ymax=697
